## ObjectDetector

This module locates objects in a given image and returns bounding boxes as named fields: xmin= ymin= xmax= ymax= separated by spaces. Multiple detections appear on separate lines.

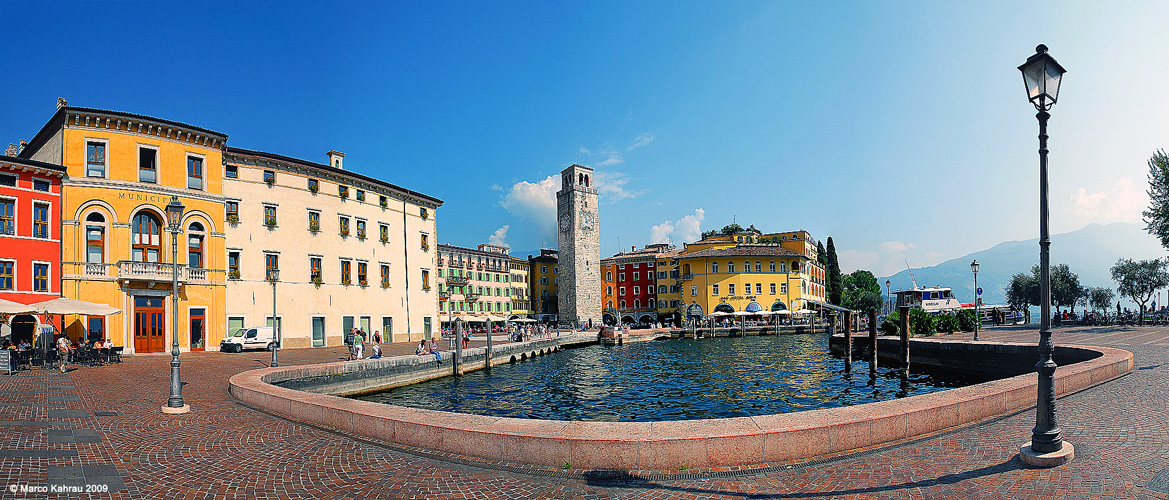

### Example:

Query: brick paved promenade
xmin=1 ymin=326 xmax=1167 ymax=499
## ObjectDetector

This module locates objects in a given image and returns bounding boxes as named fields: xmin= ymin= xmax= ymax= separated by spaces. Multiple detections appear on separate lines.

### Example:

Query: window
xmin=728 ymin=261 xmax=735 ymax=273
xmin=340 ymin=260 xmax=351 ymax=284
xmin=356 ymin=220 xmax=366 ymax=239
xmin=756 ymin=283 xmax=763 ymax=295
xmin=308 ymin=211 xmax=320 ymax=231
xmin=381 ymin=264 xmax=390 ymax=287
xmin=264 ymin=206 xmax=277 ymax=227
xmin=770 ymin=261 xmax=776 ymax=272
xmin=634 ymin=299 xmax=641 ymax=309
xmin=618 ymin=273 xmax=625 ymax=282
xmin=226 ymin=201 xmax=239 ymax=221
xmin=620 ymin=287 xmax=626 ymax=296
xmin=781 ymin=283 xmax=788 ymax=294
xmin=379 ymin=224 xmax=388 ymax=243
xmin=712 ymin=284 xmax=719 ymax=296
xmin=339 ymin=216 xmax=351 ymax=236
xmin=187 ymin=222 xmax=204 ymax=268
xmin=770 ymin=283 xmax=777 ymax=294
xmin=541 ymin=266 xmax=547 ymax=273
xmin=421 ymin=233 xmax=429 ymax=250
xmin=356 ymin=189 xmax=365 ymax=202
xmin=756 ymin=261 xmax=762 ymax=273
xmin=658 ymin=271 xmax=666 ymax=279
xmin=619 ymin=264 xmax=625 ymax=270
xmin=780 ymin=261 xmax=787 ymax=273
xmin=0 ymin=199 xmax=13 ymax=235
xmin=729 ymin=284 xmax=735 ymax=295
xmin=339 ymin=185 xmax=349 ymax=199
xmin=379 ymin=195 xmax=387 ymax=207
xmin=310 ymin=257 xmax=322 ymax=281
xmin=357 ymin=262 xmax=368 ymax=285
xmin=308 ymin=178 xmax=319 ymax=193
xmin=633 ymin=272 xmax=639 ymax=281
xmin=422 ymin=269 xmax=430 ymax=290
xmin=633 ymin=286 xmax=640 ymax=295
xmin=33 ymin=263 xmax=48 ymax=292
xmin=32 ymin=204 xmax=49 ymax=238
xmin=0 ymin=174 xmax=13 ymax=186
xmin=659 ymin=285 xmax=667 ymax=294
xmin=85 ymin=214 xmax=105 ymax=264
xmin=0 ymin=261 xmax=11 ymax=290
xmin=228 ymin=251 xmax=240 ymax=278
xmin=606 ymin=271 xmax=612 ymax=281
xmin=620 ymin=300 xmax=627 ymax=308
xmin=225 ymin=164 xmax=238 ymax=179
xmin=263 ymin=170 xmax=276 ymax=184
xmin=711 ymin=262 xmax=718 ymax=273
xmin=187 ymin=156 xmax=204 ymax=190
xmin=86 ymin=142 xmax=106 ymax=177
xmin=32 ymin=179 xmax=50 ymax=192
xmin=420 ymin=207 xmax=428 ymax=220
xmin=691 ymin=285 xmax=697 ymax=296
xmin=131 ymin=213 xmax=162 ymax=262
xmin=606 ymin=286 xmax=612 ymax=296
xmin=139 ymin=147 xmax=158 ymax=183
xmin=265 ymin=253 xmax=279 ymax=277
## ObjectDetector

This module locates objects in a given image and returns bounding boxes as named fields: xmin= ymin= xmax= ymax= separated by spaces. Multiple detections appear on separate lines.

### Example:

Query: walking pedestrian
xmin=345 ymin=328 xmax=356 ymax=360
xmin=354 ymin=329 xmax=365 ymax=359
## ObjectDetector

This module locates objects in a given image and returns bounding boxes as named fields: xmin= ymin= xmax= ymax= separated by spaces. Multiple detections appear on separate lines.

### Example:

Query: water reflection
xmin=356 ymin=335 xmax=981 ymax=422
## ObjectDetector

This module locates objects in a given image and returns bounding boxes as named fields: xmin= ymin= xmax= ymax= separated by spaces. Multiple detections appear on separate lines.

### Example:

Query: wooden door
xmin=134 ymin=296 xmax=165 ymax=353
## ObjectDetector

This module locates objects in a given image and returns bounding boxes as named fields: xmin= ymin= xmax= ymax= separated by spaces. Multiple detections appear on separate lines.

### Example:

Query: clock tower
xmin=556 ymin=164 xmax=601 ymax=327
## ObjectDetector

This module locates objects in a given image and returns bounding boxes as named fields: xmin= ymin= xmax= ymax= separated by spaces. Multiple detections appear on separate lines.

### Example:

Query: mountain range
xmin=878 ymin=222 xmax=1168 ymax=309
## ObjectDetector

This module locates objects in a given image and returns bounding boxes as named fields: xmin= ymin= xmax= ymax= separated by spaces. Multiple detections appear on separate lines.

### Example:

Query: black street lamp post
xmin=1018 ymin=44 xmax=1073 ymax=466
xmin=971 ymin=259 xmax=980 ymax=341
xmin=885 ymin=279 xmax=891 ymax=315
xmin=163 ymin=196 xmax=189 ymax=414
xmin=268 ymin=268 xmax=280 ymax=367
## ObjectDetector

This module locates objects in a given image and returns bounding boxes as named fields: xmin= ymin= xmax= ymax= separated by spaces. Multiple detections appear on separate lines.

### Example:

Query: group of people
xmin=415 ymin=339 xmax=442 ymax=362
xmin=345 ymin=328 xmax=384 ymax=360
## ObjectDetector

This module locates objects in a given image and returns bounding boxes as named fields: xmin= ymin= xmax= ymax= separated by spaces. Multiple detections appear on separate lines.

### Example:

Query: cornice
xmin=64 ymin=110 xmax=226 ymax=150
xmin=63 ymin=177 xmax=227 ymax=204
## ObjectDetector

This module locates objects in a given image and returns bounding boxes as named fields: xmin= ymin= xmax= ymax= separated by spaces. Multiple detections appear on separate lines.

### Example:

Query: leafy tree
xmin=721 ymin=223 xmax=745 ymax=234
xmin=1088 ymin=286 xmax=1115 ymax=314
xmin=1110 ymin=258 xmax=1169 ymax=324
xmin=1005 ymin=272 xmax=1038 ymax=324
xmin=1141 ymin=149 xmax=1169 ymax=249
xmin=701 ymin=229 xmax=717 ymax=239
xmin=826 ymin=237 xmax=843 ymax=305
xmin=817 ymin=240 xmax=827 ymax=267
xmin=842 ymin=270 xmax=881 ymax=310
xmin=850 ymin=290 xmax=883 ymax=313
xmin=1049 ymin=263 xmax=1085 ymax=315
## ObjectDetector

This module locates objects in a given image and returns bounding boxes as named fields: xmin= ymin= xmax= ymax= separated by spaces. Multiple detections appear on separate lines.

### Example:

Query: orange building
xmin=0 ymin=154 xmax=66 ymax=344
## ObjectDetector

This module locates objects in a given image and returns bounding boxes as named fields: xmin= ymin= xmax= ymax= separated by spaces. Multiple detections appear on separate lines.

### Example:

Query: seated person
xmin=415 ymin=340 xmax=427 ymax=355
xmin=369 ymin=343 xmax=382 ymax=359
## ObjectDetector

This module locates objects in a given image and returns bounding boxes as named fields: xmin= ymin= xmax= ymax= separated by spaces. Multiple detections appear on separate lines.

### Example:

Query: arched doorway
xmin=714 ymin=303 xmax=735 ymax=314
xmin=10 ymin=315 xmax=36 ymax=346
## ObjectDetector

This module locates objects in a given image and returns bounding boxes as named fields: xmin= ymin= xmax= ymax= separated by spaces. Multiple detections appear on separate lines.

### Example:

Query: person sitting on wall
xmin=416 ymin=340 xmax=427 ymax=356
xmin=428 ymin=339 xmax=442 ymax=363
xmin=369 ymin=342 xmax=382 ymax=359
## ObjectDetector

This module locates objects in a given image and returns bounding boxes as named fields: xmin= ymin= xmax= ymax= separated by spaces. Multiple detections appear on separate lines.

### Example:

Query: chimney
xmin=56 ymin=97 xmax=67 ymax=110
xmin=327 ymin=150 xmax=345 ymax=170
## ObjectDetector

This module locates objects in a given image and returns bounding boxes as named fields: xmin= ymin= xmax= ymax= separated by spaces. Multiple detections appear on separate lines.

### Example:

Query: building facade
xmin=508 ymin=255 xmax=531 ymax=317
xmin=435 ymin=243 xmax=516 ymax=325
xmin=0 ymin=154 xmax=66 ymax=344
xmin=601 ymin=244 xmax=673 ymax=325
xmin=528 ymin=249 xmax=558 ymax=322
xmin=555 ymin=164 xmax=601 ymax=326
xmin=20 ymin=104 xmax=229 ymax=354
xmin=222 ymin=148 xmax=442 ymax=346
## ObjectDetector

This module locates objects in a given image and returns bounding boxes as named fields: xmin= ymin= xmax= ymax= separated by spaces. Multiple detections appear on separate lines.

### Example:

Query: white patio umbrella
xmin=30 ymin=297 xmax=121 ymax=316
xmin=485 ymin=315 xmax=507 ymax=322
xmin=794 ymin=308 xmax=814 ymax=315
xmin=0 ymin=298 xmax=35 ymax=315
xmin=772 ymin=310 xmax=792 ymax=315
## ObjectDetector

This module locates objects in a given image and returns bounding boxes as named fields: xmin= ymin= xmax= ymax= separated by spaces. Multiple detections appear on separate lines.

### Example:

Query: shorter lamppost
xmin=971 ymin=259 xmax=980 ymax=341
xmin=885 ymin=279 xmax=892 ymax=315
xmin=268 ymin=268 xmax=280 ymax=367
xmin=162 ymin=196 xmax=189 ymax=414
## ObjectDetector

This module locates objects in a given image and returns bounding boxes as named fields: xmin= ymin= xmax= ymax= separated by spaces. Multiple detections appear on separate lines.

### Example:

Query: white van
xmin=220 ymin=326 xmax=277 ymax=353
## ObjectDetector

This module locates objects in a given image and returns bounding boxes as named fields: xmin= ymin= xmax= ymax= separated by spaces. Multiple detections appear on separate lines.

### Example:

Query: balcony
xmin=115 ymin=261 xmax=212 ymax=285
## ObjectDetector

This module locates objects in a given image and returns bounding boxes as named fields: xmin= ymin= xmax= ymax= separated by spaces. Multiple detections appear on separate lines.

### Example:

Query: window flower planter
xmin=228 ymin=270 xmax=240 ymax=280
xmin=227 ymin=213 xmax=240 ymax=224
xmin=312 ymin=276 xmax=323 ymax=287
xmin=358 ymin=279 xmax=368 ymax=288
xmin=264 ymin=217 xmax=277 ymax=228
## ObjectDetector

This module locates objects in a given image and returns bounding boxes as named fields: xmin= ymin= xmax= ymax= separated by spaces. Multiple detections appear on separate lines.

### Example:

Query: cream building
xmin=223 ymin=148 xmax=441 ymax=347
xmin=435 ymin=243 xmax=518 ymax=326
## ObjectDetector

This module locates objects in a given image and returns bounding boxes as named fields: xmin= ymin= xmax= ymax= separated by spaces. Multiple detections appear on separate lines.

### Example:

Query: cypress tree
xmin=826 ymin=237 xmax=843 ymax=305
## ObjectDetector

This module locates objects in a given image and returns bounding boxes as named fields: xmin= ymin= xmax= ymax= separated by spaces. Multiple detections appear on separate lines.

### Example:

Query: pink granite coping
xmin=228 ymin=342 xmax=1133 ymax=470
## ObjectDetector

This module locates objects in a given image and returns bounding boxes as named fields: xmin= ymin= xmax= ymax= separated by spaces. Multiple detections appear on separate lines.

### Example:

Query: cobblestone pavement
xmin=0 ymin=326 xmax=1166 ymax=499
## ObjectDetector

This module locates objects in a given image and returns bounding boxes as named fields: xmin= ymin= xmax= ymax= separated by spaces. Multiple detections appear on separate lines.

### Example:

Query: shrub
xmin=881 ymin=311 xmax=900 ymax=336
xmin=957 ymin=309 xmax=978 ymax=332
xmin=936 ymin=313 xmax=960 ymax=334
xmin=908 ymin=308 xmax=937 ymax=337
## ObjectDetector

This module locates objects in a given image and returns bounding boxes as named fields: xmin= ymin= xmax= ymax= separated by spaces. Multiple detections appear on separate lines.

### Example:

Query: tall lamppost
xmin=1018 ymin=44 xmax=1072 ymax=466
xmin=885 ymin=279 xmax=891 ymax=315
xmin=971 ymin=259 xmax=980 ymax=341
xmin=268 ymin=268 xmax=280 ymax=367
xmin=163 ymin=196 xmax=189 ymax=414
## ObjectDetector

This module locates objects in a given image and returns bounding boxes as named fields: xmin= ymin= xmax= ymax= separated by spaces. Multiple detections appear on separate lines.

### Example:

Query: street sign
xmin=976 ymin=287 xmax=983 ymax=295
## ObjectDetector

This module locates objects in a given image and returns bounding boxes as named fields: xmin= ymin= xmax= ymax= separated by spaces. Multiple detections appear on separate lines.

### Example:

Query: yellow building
xmin=508 ymin=255 xmax=531 ymax=316
xmin=675 ymin=230 xmax=826 ymax=319
xmin=528 ymin=249 xmax=558 ymax=322
xmin=21 ymin=104 xmax=228 ymax=353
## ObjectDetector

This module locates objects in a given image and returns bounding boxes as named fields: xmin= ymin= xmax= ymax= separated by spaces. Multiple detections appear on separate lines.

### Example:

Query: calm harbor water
xmin=356 ymin=334 xmax=985 ymax=421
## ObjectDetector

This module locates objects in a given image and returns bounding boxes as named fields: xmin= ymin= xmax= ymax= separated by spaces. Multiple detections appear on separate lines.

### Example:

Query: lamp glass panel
xmin=1022 ymin=61 xmax=1044 ymax=100
xmin=1044 ymin=61 xmax=1063 ymax=102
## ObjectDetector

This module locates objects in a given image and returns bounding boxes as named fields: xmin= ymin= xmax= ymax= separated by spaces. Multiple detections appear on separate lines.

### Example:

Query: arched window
xmin=606 ymin=286 xmax=612 ymax=296
xmin=606 ymin=301 xmax=613 ymax=309
xmin=585 ymin=175 xmax=590 ymax=187
xmin=620 ymin=300 xmax=627 ymax=308
xmin=187 ymin=222 xmax=205 ymax=268
xmin=683 ymin=263 xmax=691 ymax=274
xmin=648 ymin=298 xmax=655 ymax=308
xmin=131 ymin=212 xmax=162 ymax=262
xmin=769 ymin=261 xmax=776 ymax=272
xmin=755 ymin=261 xmax=762 ymax=273
xmin=744 ymin=260 xmax=751 ymax=273
xmin=634 ymin=299 xmax=640 ymax=309
xmin=792 ymin=261 xmax=800 ymax=272
xmin=606 ymin=271 xmax=612 ymax=280
xmin=780 ymin=261 xmax=787 ymax=273
xmin=711 ymin=262 xmax=719 ymax=273
xmin=85 ymin=212 xmax=106 ymax=264
xmin=727 ymin=261 xmax=735 ymax=273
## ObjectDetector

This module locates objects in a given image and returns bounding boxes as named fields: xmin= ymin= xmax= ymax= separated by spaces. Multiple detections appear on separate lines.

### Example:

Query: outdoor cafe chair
xmin=110 ymin=347 xmax=123 ymax=363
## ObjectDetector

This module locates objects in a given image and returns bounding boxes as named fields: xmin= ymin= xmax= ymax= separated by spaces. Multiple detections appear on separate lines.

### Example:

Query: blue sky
xmin=3 ymin=1 xmax=1168 ymax=276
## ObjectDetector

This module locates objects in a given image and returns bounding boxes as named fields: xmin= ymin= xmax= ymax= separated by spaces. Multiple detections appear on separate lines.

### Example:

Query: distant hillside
xmin=879 ymin=222 xmax=1167 ymax=308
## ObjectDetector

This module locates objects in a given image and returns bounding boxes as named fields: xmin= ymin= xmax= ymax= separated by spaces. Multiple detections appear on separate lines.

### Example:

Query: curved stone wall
xmin=229 ymin=341 xmax=1133 ymax=470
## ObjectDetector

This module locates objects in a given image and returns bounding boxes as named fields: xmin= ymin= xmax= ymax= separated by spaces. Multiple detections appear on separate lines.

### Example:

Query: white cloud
xmin=628 ymin=133 xmax=654 ymax=151
xmin=594 ymin=170 xmax=647 ymax=204
xmin=488 ymin=225 xmax=510 ymax=246
xmin=1069 ymin=177 xmax=1144 ymax=222
xmin=648 ymin=208 xmax=705 ymax=245
xmin=489 ymin=184 xmax=503 ymax=191
xmin=500 ymin=175 xmax=561 ymax=238
xmin=838 ymin=240 xmax=946 ymax=277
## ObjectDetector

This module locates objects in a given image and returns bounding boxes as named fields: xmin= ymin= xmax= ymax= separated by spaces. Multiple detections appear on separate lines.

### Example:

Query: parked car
xmin=220 ymin=326 xmax=277 ymax=353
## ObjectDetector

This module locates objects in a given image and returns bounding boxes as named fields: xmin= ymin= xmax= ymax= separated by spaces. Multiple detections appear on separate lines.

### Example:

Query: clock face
xmin=560 ymin=214 xmax=572 ymax=233
xmin=580 ymin=210 xmax=595 ymax=231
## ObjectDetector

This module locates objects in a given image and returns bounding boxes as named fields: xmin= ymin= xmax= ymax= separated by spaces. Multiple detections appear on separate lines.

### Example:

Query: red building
xmin=601 ymin=244 xmax=671 ymax=326
xmin=0 ymin=154 xmax=66 ymax=344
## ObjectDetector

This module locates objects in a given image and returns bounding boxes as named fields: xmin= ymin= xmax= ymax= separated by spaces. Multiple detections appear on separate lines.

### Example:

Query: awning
xmin=0 ymin=298 xmax=36 ymax=315
xmin=744 ymin=301 xmax=763 ymax=313
xmin=30 ymin=297 xmax=122 ymax=316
